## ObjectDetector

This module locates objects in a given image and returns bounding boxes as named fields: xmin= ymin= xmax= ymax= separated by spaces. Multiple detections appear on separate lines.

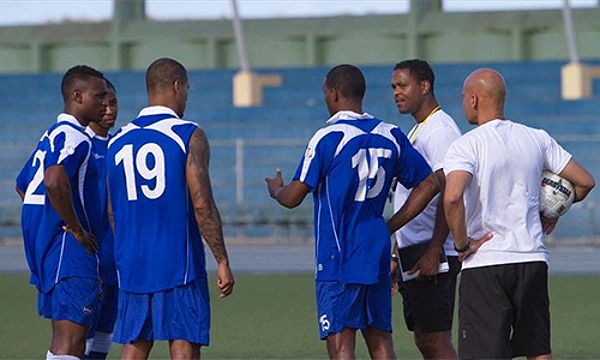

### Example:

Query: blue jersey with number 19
xmin=293 ymin=111 xmax=431 ymax=285
xmin=106 ymin=106 xmax=206 ymax=294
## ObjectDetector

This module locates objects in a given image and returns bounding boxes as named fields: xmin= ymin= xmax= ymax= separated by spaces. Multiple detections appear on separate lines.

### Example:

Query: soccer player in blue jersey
xmin=17 ymin=65 xmax=108 ymax=360
xmin=106 ymin=58 xmax=234 ymax=360
xmin=83 ymin=79 xmax=118 ymax=360
xmin=265 ymin=64 xmax=440 ymax=359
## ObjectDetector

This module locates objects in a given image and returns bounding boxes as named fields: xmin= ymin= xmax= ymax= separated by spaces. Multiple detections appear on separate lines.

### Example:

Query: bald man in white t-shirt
xmin=444 ymin=68 xmax=595 ymax=360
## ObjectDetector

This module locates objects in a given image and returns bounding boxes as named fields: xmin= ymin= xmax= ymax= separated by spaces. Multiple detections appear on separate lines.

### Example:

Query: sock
xmin=46 ymin=351 xmax=54 ymax=360
xmin=83 ymin=332 xmax=112 ymax=360
xmin=84 ymin=338 xmax=93 ymax=356
xmin=51 ymin=356 xmax=80 ymax=360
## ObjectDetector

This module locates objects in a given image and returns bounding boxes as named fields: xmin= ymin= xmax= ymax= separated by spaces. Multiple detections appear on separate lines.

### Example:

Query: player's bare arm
xmin=444 ymin=170 xmax=492 ymax=261
xmin=387 ymin=172 xmax=439 ymax=234
xmin=559 ymin=159 xmax=595 ymax=203
xmin=265 ymin=169 xmax=310 ymax=208
xmin=409 ymin=169 xmax=450 ymax=279
xmin=106 ymin=180 xmax=115 ymax=232
xmin=44 ymin=164 xmax=97 ymax=254
xmin=15 ymin=185 xmax=24 ymax=201
xmin=390 ymin=241 xmax=400 ymax=295
xmin=186 ymin=127 xmax=234 ymax=298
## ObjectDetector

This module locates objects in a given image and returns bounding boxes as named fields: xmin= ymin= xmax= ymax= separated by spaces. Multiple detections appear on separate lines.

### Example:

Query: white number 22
xmin=23 ymin=150 xmax=46 ymax=205
xmin=351 ymin=148 xmax=392 ymax=202
xmin=114 ymin=143 xmax=166 ymax=201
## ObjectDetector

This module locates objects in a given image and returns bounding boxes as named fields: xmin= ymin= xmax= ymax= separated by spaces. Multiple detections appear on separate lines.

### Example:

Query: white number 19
xmin=114 ymin=143 xmax=166 ymax=201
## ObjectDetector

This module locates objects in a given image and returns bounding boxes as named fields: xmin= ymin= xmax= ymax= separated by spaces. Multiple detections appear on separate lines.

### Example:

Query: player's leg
xmin=510 ymin=262 xmax=552 ymax=359
xmin=153 ymin=278 xmax=210 ymax=357
xmin=362 ymin=279 xmax=395 ymax=359
xmin=316 ymin=280 xmax=362 ymax=359
xmin=326 ymin=328 xmax=357 ymax=359
xmin=459 ymin=265 xmax=514 ymax=359
xmin=404 ymin=256 xmax=459 ymax=359
xmin=85 ymin=285 xmax=118 ymax=359
xmin=169 ymin=340 xmax=200 ymax=360
xmin=112 ymin=290 xmax=154 ymax=359
xmin=362 ymin=327 xmax=395 ymax=359
xmin=413 ymin=330 xmax=455 ymax=359
xmin=121 ymin=341 xmax=153 ymax=360
xmin=51 ymin=320 xmax=90 ymax=358
xmin=44 ymin=277 xmax=101 ymax=358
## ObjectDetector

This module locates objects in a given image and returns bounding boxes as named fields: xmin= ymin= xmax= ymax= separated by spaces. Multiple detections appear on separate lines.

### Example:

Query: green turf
xmin=1 ymin=273 xmax=599 ymax=359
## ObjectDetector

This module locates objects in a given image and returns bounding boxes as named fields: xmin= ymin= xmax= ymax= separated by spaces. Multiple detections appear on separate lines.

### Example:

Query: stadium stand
xmin=1 ymin=60 xmax=598 ymax=242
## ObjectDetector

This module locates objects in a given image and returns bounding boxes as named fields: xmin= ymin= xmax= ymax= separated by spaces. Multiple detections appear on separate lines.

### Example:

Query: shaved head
xmin=464 ymin=68 xmax=506 ymax=106
xmin=146 ymin=58 xmax=188 ymax=94
xmin=145 ymin=58 xmax=189 ymax=117
xmin=462 ymin=68 xmax=506 ymax=125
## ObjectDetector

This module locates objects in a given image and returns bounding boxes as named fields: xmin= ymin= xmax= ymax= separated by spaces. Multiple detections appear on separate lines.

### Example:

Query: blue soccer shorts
xmin=113 ymin=278 xmax=210 ymax=345
xmin=38 ymin=276 xmax=101 ymax=327
xmin=87 ymin=284 xmax=118 ymax=338
xmin=316 ymin=278 xmax=392 ymax=340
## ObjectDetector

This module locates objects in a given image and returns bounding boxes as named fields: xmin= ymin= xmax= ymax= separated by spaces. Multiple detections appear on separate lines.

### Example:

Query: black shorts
xmin=398 ymin=256 xmax=460 ymax=333
xmin=459 ymin=261 xmax=551 ymax=359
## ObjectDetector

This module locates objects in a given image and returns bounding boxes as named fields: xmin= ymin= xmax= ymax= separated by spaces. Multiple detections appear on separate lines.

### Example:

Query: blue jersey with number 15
xmin=106 ymin=106 xmax=206 ymax=294
xmin=293 ymin=111 xmax=431 ymax=285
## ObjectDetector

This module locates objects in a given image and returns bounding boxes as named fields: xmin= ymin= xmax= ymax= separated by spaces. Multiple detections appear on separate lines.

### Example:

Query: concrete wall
xmin=0 ymin=0 xmax=599 ymax=74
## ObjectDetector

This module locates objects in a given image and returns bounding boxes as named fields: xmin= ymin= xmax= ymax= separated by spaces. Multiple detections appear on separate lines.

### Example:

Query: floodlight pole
xmin=561 ymin=0 xmax=579 ymax=65
xmin=230 ymin=0 xmax=250 ymax=72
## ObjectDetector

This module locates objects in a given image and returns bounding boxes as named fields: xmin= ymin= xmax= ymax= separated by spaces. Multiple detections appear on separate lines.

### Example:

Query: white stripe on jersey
xmin=47 ymin=125 xmax=90 ymax=164
xmin=299 ymin=124 xmax=365 ymax=183
xmin=55 ymin=232 xmax=67 ymax=284
xmin=145 ymin=118 xmax=197 ymax=153
xmin=371 ymin=122 xmax=401 ymax=155
xmin=325 ymin=176 xmax=342 ymax=252
xmin=108 ymin=123 xmax=140 ymax=148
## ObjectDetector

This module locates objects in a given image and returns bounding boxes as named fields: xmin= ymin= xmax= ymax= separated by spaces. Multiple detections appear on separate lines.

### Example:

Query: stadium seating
xmin=1 ymin=60 xmax=598 ymax=241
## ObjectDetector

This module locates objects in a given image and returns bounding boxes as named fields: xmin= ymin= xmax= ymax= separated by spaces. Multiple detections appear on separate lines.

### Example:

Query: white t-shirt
xmin=394 ymin=109 xmax=462 ymax=256
xmin=443 ymin=119 xmax=572 ymax=269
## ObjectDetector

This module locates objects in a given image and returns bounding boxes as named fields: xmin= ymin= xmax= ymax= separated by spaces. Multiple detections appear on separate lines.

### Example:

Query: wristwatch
xmin=391 ymin=253 xmax=399 ymax=263
xmin=454 ymin=242 xmax=470 ymax=253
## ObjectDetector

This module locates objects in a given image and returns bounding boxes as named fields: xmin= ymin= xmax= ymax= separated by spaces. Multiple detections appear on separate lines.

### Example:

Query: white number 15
xmin=351 ymin=148 xmax=392 ymax=202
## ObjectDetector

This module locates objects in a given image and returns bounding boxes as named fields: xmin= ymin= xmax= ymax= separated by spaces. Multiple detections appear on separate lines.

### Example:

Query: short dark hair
xmin=393 ymin=59 xmax=435 ymax=95
xmin=325 ymin=64 xmax=366 ymax=100
xmin=60 ymin=65 xmax=104 ymax=101
xmin=146 ymin=58 xmax=188 ymax=93
xmin=105 ymin=78 xmax=116 ymax=93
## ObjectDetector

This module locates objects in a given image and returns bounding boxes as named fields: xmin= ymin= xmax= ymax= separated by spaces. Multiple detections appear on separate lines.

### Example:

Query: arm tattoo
xmin=187 ymin=129 xmax=229 ymax=264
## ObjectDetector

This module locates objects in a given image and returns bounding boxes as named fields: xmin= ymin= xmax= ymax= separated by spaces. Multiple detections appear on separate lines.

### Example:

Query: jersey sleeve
xmin=540 ymin=130 xmax=572 ymax=174
xmin=16 ymin=151 xmax=36 ymax=193
xmin=443 ymin=137 xmax=476 ymax=176
xmin=45 ymin=128 xmax=90 ymax=178
xmin=422 ymin=127 xmax=461 ymax=172
xmin=293 ymin=129 xmax=341 ymax=191
xmin=393 ymin=128 xmax=432 ymax=189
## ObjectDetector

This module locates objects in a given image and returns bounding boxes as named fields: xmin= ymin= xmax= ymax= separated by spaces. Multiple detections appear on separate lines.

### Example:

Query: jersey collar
xmin=57 ymin=113 xmax=85 ymax=129
xmin=137 ymin=105 xmax=180 ymax=119
xmin=326 ymin=110 xmax=374 ymax=125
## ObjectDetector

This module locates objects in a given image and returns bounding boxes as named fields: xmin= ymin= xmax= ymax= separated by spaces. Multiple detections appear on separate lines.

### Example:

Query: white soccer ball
xmin=539 ymin=170 xmax=575 ymax=218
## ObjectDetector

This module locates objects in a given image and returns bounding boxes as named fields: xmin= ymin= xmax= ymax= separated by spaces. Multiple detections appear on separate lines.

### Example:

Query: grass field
xmin=1 ymin=272 xmax=599 ymax=359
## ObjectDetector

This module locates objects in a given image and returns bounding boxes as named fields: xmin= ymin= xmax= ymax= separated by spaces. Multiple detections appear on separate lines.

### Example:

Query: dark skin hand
xmin=406 ymin=169 xmax=449 ymax=281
